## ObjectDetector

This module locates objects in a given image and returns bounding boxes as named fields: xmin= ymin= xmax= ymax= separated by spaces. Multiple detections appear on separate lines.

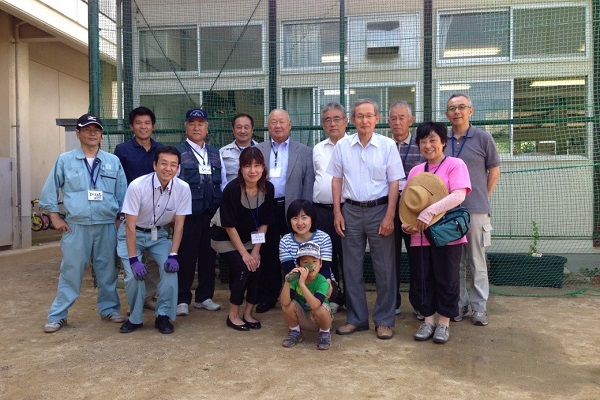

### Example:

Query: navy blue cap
xmin=185 ymin=108 xmax=208 ymax=122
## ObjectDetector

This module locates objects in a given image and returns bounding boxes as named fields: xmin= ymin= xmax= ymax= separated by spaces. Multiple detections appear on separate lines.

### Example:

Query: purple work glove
xmin=164 ymin=254 xmax=179 ymax=273
xmin=129 ymin=256 xmax=147 ymax=280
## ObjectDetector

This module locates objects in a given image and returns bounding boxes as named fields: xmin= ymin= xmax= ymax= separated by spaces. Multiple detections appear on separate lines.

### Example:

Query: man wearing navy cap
xmin=40 ymin=113 xmax=128 ymax=333
xmin=175 ymin=109 xmax=225 ymax=316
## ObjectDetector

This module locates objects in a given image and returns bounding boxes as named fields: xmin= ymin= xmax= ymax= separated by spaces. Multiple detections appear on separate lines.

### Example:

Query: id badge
xmin=251 ymin=231 xmax=265 ymax=244
xmin=269 ymin=167 xmax=282 ymax=178
xmin=151 ymin=226 xmax=158 ymax=241
xmin=88 ymin=190 xmax=103 ymax=201
xmin=399 ymin=179 xmax=407 ymax=192
xmin=199 ymin=165 xmax=212 ymax=175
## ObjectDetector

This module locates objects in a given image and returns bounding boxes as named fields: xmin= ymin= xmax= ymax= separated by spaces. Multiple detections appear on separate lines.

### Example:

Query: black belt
xmin=274 ymin=197 xmax=285 ymax=205
xmin=345 ymin=196 xmax=388 ymax=208
xmin=136 ymin=226 xmax=162 ymax=233
xmin=314 ymin=203 xmax=343 ymax=210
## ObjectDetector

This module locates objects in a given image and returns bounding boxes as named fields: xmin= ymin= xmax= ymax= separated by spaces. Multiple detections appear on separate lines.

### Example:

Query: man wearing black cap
xmin=40 ymin=113 xmax=128 ymax=333
xmin=175 ymin=108 xmax=225 ymax=316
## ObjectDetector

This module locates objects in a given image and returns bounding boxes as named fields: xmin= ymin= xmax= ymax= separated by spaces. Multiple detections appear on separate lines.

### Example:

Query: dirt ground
xmin=0 ymin=242 xmax=599 ymax=400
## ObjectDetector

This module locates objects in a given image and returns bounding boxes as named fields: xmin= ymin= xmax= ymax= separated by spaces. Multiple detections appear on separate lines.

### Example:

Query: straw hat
xmin=399 ymin=172 xmax=449 ymax=227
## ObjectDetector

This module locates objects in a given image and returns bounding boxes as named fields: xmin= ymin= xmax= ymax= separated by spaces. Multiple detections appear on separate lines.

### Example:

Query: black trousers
xmin=409 ymin=243 xmax=463 ymax=319
xmin=315 ymin=204 xmax=344 ymax=305
xmin=220 ymin=250 xmax=260 ymax=306
xmin=177 ymin=213 xmax=216 ymax=305
xmin=394 ymin=205 xmax=413 ymax=309
xmin=257 ymin=201 xmax=288 ymax=305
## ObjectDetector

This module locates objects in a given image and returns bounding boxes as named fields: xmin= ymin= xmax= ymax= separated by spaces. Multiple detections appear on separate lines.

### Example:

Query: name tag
xmin=151 ymin=226 xmax=158 ymax=241
xmin=199 ymin=165 xmax=212 ymax=175
xmin=251 ymin=231 xmax=265 ymax=244
xmin=269 ymin=167 xmax=282 ymax=178
xmin=88 ymin=190 xmax=103 ymax=201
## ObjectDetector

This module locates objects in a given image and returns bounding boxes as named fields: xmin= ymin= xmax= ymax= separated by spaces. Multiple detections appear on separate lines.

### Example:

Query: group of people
xmin=40 ymin=94 xmax=500 ymax=349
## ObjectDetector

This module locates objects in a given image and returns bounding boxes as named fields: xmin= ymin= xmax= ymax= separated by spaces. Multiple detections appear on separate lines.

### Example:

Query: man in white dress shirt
xmin=117 ymin=146 xmax=192 ymax=334
xmin=313 ymin=102 xmax=347 ymax=313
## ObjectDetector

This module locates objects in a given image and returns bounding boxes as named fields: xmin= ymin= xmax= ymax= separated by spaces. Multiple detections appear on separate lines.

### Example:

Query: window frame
xmin=280 ymin=19 xmax=347 ymax=74
xmin=436 ymin=3 xmax=589 ymax=67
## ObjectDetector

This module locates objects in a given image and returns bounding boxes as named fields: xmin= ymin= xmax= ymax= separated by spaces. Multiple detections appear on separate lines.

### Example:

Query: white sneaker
xmin=44 ymin=318 xmax=67 ymax=333
xmin=194 ymin=299 xmax=221 ymax=311
xmin=176 ymin=303 xmax=189 ymax=316
xmin=329 ymin=302 xmax=340 ymax=314
xmin=395 ymin=306 xmax=402 ymax=316
xmin=103 ymin=312 xmax=126 ymax=323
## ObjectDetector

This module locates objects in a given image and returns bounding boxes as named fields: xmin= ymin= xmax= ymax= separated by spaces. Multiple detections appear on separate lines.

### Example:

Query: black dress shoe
xmin=243 ymin=318 xmax=261 ymax=330
xmin=120 ymin=320 xmax=143 ymax=333
xmin=226 ymin=317 xmax=250 ymax=331
xmin=255 ymin=302 xmax=274 ymax=313
xmin=154 ymin=315 xmax=174 ymax=334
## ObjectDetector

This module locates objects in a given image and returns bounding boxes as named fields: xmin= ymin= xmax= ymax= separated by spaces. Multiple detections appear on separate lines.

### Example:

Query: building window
xmin=139 ymin=28 xmax=198 ymax=72
xmin=202 ymin=89 xmax=265 ymax=133
xmin=438 ymin=5 xmax=588 ymax=63
xmin=282 ymin=21 xmax=343 ymax=68
xmin=513 ymin=77 xmax=587 ymax=156
xmin=199 ymin=25 xmax=262 ymax=71
xmin=438 ymin=11 xmax=509 ymax=61
xmin=139 ymin=93 xmax=200 ymax=131
xmin=513 ymin=6 xmax=586 ymax=58
xmin=438 ymin=81 xmax=512 ymax=154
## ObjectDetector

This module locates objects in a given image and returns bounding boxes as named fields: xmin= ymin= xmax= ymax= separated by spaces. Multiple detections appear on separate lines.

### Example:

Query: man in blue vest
xmin=175 ymin=108 xmax=224 ymax=316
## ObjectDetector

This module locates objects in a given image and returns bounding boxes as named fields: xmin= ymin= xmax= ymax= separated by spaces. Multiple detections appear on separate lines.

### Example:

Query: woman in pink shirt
xmin=400 ymin=121 xmax=471 ymax=344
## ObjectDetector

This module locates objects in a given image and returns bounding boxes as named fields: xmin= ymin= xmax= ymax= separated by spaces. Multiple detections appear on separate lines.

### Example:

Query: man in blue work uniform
xmin=41 ymin=113 xmax=128 ymax=333
xmin=114 ymin=106 xmax=164 ymax=310
xmin=176 ymin=108 xmax=224 ymax=316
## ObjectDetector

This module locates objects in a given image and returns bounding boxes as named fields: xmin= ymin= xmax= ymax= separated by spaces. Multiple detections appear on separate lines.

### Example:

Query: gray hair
xmin=350 ymin=98 xmax=380 ymax=118
xmin=321 ymin=102 xmax=346 ymax=118
xmin=388 ymin=101 xmax=413 ymax=118
xmin=447 ymin=93 xmax=473 ymax=108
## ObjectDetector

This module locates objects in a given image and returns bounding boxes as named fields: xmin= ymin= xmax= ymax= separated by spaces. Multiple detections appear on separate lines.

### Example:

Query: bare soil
xmin=0 ymin=242 xmax=599 ymax=400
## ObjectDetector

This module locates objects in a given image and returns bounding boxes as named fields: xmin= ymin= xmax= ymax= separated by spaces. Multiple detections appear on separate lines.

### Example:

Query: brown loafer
xmin=144 ymin=298 xmax=157 ymax=310
xmin=376 ymin=325 xmax=393 ymax=340
xmin=335 ymin=323 xmax=369 ymax=335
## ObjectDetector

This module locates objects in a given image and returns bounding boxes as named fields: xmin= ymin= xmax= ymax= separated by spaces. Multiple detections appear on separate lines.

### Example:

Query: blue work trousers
xmin=117 ymin=224 xmax=177 ymax=324
xmin=47 ymin=223 xmax=121 ymax=322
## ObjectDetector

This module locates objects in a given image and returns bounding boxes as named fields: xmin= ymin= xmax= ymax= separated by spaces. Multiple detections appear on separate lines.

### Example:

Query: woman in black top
xmin=211 ymin=147 xmax=274 ymax=331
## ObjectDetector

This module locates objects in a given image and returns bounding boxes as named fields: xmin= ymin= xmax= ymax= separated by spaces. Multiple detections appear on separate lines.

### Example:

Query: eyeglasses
xmin=354 ymin=114 xmax=377 ymax=121
xmin=446 ymin=104 xmax=471 ymax=112
xmin=322 ymin=116 xmax=346 ymax=124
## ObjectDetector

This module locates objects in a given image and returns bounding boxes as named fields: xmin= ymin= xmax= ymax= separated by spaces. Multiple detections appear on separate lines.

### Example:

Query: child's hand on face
xmin=297 ymin=266 xmax=309 ymax=282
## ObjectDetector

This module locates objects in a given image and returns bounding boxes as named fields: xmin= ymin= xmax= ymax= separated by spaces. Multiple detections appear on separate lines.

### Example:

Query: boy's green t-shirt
xmin=290 ymin=274 xmax=330 ymax=311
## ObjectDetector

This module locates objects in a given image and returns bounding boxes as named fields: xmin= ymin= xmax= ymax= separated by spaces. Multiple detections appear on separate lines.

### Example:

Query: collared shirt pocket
xmin=372 ymin=166 xmax=386 ymax=182
xmin=100 ymin=169 xmax=118 ymax=193
xmin=64 ymin=167 xmax=86 ymax=192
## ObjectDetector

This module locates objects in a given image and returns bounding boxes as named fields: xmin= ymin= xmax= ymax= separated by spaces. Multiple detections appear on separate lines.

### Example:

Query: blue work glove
xmin=164 ymin=254 xmax=179 ymax=273
xmin=129 ymin=256 xmax=147 ymax=280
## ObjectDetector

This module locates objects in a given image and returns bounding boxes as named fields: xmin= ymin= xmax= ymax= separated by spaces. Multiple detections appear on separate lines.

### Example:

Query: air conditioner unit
xmin=366 ymin=21 xmax=400 ymax=56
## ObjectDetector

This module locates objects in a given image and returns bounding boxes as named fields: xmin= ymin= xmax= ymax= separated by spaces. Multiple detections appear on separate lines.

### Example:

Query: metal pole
xmin=423 ymin=0 xmax=433 ymax=121
xmin=339 ymin=0 xmax=346 ymax=108
xmin=593 ymin=0 xmax=600 ymax=247
xmin=88 ymin=0 xmax=100 ymax=115
xmin=116 ymin=0 xmax=123 ymax=130
xmin=268 ymin=0 xmax=277 ymax=112
xmin=122 ymin=0 xmax=134 ymax=119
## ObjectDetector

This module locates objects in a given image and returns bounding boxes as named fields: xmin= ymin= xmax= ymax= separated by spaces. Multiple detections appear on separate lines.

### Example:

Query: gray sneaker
xmin=413 ymin=309 xmax=425 ymax=321
xmin=453 ymin=306 xmax=469 ymax=322
xmin=44 ymin=318 xmax=67 ymax=333
xmin=472 ymin=311 xmax=489 ymax=326
xmin=414 ymin=322 xmax=435 ymax=341
xmin=433 ymin=324 xmax=449 ymax=344
xmin=282 ymin=329 xmax=303 ymax=347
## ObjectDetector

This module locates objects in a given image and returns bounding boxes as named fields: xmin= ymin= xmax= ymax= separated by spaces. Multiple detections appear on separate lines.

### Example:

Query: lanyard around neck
xmin=190 ymin=145 xmax=208 ymax=165
xmin=245 ymin=190 xmax=259 ymax=230
xmin=400 ymin=136 xmax=413 ymax=166
xmin=84 ymin=158 xmax=101 ymax=189
xmin=450 ymin=126 xmax=470 ymax=158
xmin=151 ymin=173 xmax=172 ymax=226
xmin=424 ymin=156 xmax=446 ymax=175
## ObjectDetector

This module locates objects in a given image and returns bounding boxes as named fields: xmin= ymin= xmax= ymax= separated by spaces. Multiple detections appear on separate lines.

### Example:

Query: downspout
xmin=14 ymin=21 xmax=27 ymax=247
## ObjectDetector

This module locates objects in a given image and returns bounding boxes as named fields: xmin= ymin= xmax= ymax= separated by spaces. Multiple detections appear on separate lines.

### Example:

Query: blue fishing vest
xmin=177 ymin=142 xmax=222 ymax=215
